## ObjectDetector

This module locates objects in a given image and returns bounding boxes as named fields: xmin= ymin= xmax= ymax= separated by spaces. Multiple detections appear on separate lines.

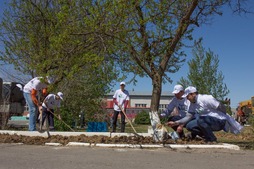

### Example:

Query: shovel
xmin=118 ymin=105 xmax=141 ymax=137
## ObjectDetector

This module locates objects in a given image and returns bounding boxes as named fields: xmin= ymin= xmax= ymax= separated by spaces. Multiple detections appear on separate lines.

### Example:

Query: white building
xmin=105 ymin=91 xmax=174 ymax=116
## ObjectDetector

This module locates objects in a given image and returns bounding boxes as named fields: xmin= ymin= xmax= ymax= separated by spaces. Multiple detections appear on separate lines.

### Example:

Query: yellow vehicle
xmin=236 ymin=97 xmax=254 ymax=125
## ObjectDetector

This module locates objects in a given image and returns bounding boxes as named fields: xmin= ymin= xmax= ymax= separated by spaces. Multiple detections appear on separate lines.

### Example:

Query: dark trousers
xmin=112 ymin=110 xmax=125 ymax=132
xmin=42 ymin=107 xmax=55 ymax=129
xmin=197 ymin=116 xmax=226 ymax=142
xmin=186 ymin=118 xmax=203 ymax=138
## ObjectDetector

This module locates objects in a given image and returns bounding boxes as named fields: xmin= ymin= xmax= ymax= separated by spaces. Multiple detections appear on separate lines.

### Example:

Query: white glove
xmin=160 ymin=113 xmax=166 ymax=117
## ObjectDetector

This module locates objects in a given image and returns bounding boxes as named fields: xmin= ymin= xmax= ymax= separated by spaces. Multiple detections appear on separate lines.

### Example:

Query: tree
xmin=0 ymin=0 xmax=251 ymax=116
xmin=99 ymin=0 xmax=251 ymax=113
xmin=0 ymin=0 xmax=117 ymax=124
xmin=179 ymin=42 xmax=229 ymax=100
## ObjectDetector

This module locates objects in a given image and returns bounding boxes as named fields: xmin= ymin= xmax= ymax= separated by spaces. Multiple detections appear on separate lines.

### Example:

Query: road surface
xmin=1 ymin=144 xmax=254 ymax=169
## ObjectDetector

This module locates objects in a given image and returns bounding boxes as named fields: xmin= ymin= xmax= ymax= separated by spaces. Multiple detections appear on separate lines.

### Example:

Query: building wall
xmin=105 ymin=91 xmax=174 ymax=113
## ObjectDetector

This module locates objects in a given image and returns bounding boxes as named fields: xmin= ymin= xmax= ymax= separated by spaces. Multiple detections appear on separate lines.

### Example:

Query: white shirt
xmin=187 ymin=94 xmax=243 ymax=134
xmin=23 ymin=77 xmax=47 ymax=93
xmin=188 ymin=94 xmax=227 ymax=120
xmin=42 ymin=94 xmax=61 ymax=109
xmin=113 ymin=89 xmax=130 ymax=111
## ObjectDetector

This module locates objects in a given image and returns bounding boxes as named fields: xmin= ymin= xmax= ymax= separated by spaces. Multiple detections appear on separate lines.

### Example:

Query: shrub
xmin=134 ymin=110 xmax=150 ymax=124
xmin=247 ymin=114 xmax=254 ymax=129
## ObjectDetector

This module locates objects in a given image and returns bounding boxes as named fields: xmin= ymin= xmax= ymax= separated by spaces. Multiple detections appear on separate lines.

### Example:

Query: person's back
xmin=188 ymin=94 xmax=227 ymax=120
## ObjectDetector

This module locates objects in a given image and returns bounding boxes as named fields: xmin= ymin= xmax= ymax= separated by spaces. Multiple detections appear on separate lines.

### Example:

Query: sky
xmin=0 ymin=1 xmax=254 ymax=108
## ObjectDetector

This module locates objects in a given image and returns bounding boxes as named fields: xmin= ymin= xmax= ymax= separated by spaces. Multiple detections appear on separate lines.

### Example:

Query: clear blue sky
xmin=1 ymin=1 xmax=253 ymax=108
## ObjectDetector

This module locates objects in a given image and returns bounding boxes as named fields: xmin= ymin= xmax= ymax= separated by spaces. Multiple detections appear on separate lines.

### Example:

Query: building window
xmin=135 ymin=104 xmax=147 ymax=108
xmin=159 ymin=104 xmax=167 ymax=112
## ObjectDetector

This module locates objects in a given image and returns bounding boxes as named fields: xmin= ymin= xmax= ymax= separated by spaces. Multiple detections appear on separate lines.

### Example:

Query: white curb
xmin=45 ymin=143 xmax=63 ymax=146
xmin=164 ymin=143 xmax=240 ymax=150
xmin=94 ymin=143 xmax=164 ymax=148
xmin=67 ymin=142 xmax=91 ymax=146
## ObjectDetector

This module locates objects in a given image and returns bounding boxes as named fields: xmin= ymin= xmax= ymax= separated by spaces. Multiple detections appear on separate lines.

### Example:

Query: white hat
xmin=120 ymin=81 xmax=126 ymax=86
xmin=57 ymin=92 xmax=64 ymax=100
xmin=46 ymin=76 xmax=54 ymax=84
xmin=172 ymin=85 xmax=184 ymax=94
xmin=183 ymin=86 xmax=197 ymax=97
xmin=16 ymin=84 xmax=23 ymax=91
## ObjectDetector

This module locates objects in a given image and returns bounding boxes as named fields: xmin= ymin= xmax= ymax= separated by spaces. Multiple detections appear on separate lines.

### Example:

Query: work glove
xmin=160 ymin=113 xmax=166 ymax=118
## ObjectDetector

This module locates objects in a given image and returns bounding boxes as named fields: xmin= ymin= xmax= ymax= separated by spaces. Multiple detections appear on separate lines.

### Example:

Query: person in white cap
xmin=160 ymin=84 xmax=190 ymax=139
xmin=40 ymin=92 xmax=64 ymax=131
xmin=112 ymin=81 xmax=130 ymax=132
xmin=169 ymin=86 xmax=243 ymax=143
xmin=23 ymin=76 xmax=53 ymax=131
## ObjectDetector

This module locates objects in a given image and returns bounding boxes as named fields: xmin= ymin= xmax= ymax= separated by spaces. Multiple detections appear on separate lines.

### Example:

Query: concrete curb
xmin=1 ymin=130 xmax=240 ymax=150
xmin=65 ymin=142 xmax=240 ymax=150
xmin=45 ymin=143 xmax=62 ymax=146
xmin=164 ymin=143 xmax=240 ymax=150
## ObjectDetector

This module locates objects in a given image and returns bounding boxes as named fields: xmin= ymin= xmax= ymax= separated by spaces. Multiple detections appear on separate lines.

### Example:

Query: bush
xmin=134 ymin=110 xmax=150 ymax=124
xmin=247 ymin=114 xmax=254 ymax=129
xmin=54 ymin=107 xmax=75 ymax=131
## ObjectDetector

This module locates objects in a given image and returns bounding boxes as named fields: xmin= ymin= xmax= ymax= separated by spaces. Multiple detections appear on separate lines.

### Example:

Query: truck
xmin=0 ymin=77 xmax=26 ymax=129
xmin=236 ymin=97 xmax=254 ymax=125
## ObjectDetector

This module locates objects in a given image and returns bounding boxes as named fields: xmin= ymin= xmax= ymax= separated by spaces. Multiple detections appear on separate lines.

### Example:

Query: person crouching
xmin=41 ymin=92 xmax=64 ymax=131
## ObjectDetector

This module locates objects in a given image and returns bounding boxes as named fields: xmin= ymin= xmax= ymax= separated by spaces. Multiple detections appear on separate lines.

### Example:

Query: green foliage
xmin=247 ymin=114 xmax=254 ymax=129
xmin=0 ymin=0 xmax=118 ymax=125
xmin=54 ymin=107 xmax=74 ymax=131
xmin=179 ymin=41 xmax=230 ymax=101
xmin=0 ymin=0 xmax=118 ymax=83
xmin=134 ymin=110 xmax=150 ymax=125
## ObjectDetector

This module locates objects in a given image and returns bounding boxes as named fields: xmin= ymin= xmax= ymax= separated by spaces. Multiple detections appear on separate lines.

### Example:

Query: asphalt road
xmin=1 ymin=144 xmax=254 ymax=169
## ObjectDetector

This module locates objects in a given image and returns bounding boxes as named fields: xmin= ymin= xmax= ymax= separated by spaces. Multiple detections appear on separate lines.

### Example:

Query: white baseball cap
xmin=172 ymin=85 xmax=184 ymax=94
xmin=57 ymin=92 xmax=64 ymax=100
xmin=183 ymin=86 xmax=197 ymax=97
xmin=46 ymin=76 xmax=54 ymax=84
xmin=120 ymin=81 xmax=126 ymax=86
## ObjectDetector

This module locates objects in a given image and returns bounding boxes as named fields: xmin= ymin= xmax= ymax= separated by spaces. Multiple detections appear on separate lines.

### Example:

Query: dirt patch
xmin=0 ymin=131 xmax=216 ymax=145
xmin=0 ymin=126 xmax=253 ymax=149
xmin=0 ymin=132 xmax=252 ymax=149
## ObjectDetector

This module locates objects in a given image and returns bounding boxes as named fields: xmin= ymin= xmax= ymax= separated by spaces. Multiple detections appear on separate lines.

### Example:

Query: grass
xmin=216 ymin=126 xmax=254 ymax=150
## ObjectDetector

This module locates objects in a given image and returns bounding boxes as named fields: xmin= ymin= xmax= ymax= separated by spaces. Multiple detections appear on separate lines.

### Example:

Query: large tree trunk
xmin=149 ymin=74 xmax=169 ymax=142
xmin=150 ymin=74 xmax=162 ymax=112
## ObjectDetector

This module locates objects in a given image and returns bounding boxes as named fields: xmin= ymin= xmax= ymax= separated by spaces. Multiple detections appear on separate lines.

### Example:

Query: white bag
xmin=149 ymin=111 xmax=168 ymax=142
